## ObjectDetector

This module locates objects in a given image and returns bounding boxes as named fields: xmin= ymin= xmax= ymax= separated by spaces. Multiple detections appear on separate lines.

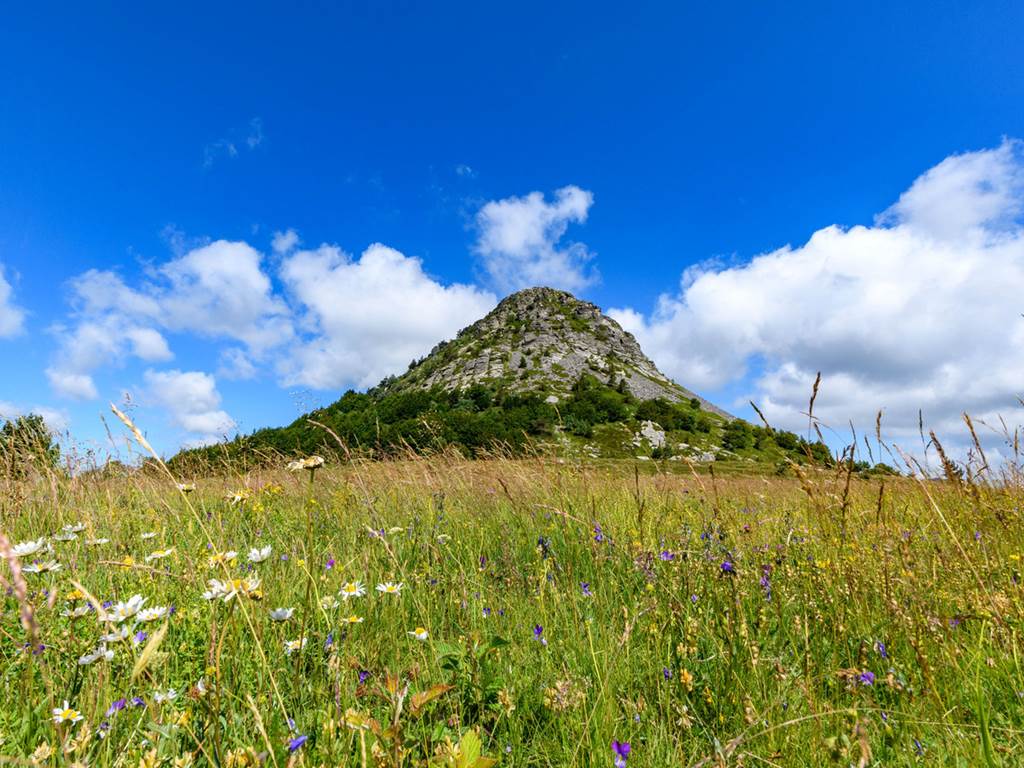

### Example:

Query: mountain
xmin=377 ymin=287 xmax=732 ymax=418
xmin=170 ymin=286 xmax=845 ymax=472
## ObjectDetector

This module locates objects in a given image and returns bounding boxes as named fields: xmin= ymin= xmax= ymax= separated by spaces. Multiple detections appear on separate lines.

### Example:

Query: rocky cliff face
xmin=383 ymin=287 xmax=731 ymax=418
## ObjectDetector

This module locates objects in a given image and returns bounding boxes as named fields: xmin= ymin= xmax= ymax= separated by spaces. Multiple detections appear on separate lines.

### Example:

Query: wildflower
xmin=593 ymin=524 xmax=605 ymax=543
xmin=288 ymin=455 xmax=325 ymax=472
xmin=857 ymin=670 xmax=876 ymax=686
xmin=408 ymin=626 xmax=429 ymax=641
xmin=79 ymin=645 xmax=114 ymax=665
xmin=343 ymin=614 xmax=364 ymax=624
xmin=153 ymin=689 xmax=178 ymax=704
xmin=106 ymin=595 xmax=147 ymax=623
xmin=52 ymin=530 xmax=78 ymax=542
xmin=662 ymin=667 xmax=672 ymax=680
xmin=106 ymin=699 xmax=127 ymax=717
xmin=102 ymin=626 xmax=133 ymax=644
xmin=343 ymin=708 xmax=372 ymax=731
xmin=13 ymin=538 xmax=49 ymax=558
xmin=720 ymin=559 xmax=736 ymax=575
xmin=52 ymin=701 xmax=83 ymax=725
xmin=325 ymin=557 xmax=335 ymax=570
xmin=340 ymin=581 xmax=367 ymax=599
xmin=269 ymin=608 xmax=294 ymax=622
xmin=875 ymin=641 xmax=888 ymax=659
xmin=287 ymin=734 xmax=308 ymax=752
xmin=226 ymin=490 xmax=249 ymax=505
xmin=145 ymin=548 xmax=175 ymax=562
xmin=141 ymin=532 xmax=157 ymax=540
xmin=284 ymin=637 xmax=307 ymax=656
xmin=202 ymin=577 xmax=261 ymax=602
xmin=320 ymin=595 xmax=340 ymax=610
xmin=177 ymin=482 xmax=196 ymax=493
xmin=62 ymin=605 xmax=91 ymax=619
xmin=376 ymin=581 xmax=403 ymax=596
xmin=136 ymin=606 xmax=169 ymax=623
xmin=659 ymin=550 xmax=675 ymax=561
xmin=23 ymin=559 xmax=62 ymax=574
xmin=580 ymin=582 xmax=593 ymax=597
xmin=611 ymin=740 xmax=631 ymax=768
xmin=86 ymin=538 xmax=110 ymax=546
xmin=208 ymin=550 xmax=238 ymax=568
xmin=248 ymin=545 xmax=272 ymax=563
xmin=533 ymin=625 xmax=547 ymax=646
xmin=133 ymin=630 xmax=148 ymax=646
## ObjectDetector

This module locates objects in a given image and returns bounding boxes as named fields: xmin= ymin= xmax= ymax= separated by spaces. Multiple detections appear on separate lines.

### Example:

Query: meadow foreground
xmin=1 ymin=454 xmax=1021 ymax=767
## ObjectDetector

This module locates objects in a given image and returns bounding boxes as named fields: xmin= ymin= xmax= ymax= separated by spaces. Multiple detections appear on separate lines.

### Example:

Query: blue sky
xmin=2 ymin=1 xmax=1024 ymax=458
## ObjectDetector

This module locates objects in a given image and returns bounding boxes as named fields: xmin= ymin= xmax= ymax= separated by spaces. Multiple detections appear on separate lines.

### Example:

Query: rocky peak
xmin=384 ymin=286 xmax=730 ymax=417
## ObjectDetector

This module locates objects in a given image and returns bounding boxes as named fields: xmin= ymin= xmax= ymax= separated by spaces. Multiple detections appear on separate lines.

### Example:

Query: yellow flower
xmin=408 ymin=626 xmax=429 ymax=641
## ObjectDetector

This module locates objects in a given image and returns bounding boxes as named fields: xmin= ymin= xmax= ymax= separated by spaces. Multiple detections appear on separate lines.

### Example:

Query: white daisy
xmin=408 ymin=626 xmax=429 ymax=641
xmin=106 ymin=594 xmax=146 ymax=623
xmin=343 ymin=614 xmax=364 ymax=624
xmin=153 ymin=688 xmax=178 ymax=704
xmin=284 ymin=637 xmax=307 ymax=655
xmin=64 ymin=523 xmax=87 ymax=533
xmin=78 ymin=645 xmax=113 ymax=665
xmin=102 ymin=625 xmax=133 ymax=644
xmin=52 ymin=701 xmax=83 ymax=724
xmin=140 ymin=532 xmax=157 ymax=540
xmin=340 ymin=581 xmax=367 ymax=600
xmin=13 ymin=538 xmax=49 ymax=558
xmin=51 ymin=530 xmax=78 ymax=542
xmin=176 ymin=482 xmax=196 ymax=493
xmin=145 ymin=548 xmax=175 ymax=563
xmin=86 ymin=538 xmax=109 ymax=546
xmin=247 ymin=545 xmax=273 ymax=563
xmin=61 ymin=605 xmax=91 ymax=619
xmin=208 ymin=550 xmax=238 ymax=567
xmin=136 ymin=606 xmax=169 ymax=623
xmin=320 ymin=595 xmax=340 ymax=610
xmin=269 ymin=607 xmax=294 ymax=621
xmin=376 ymin=581 xmax=403 ymax=596
xmin=22 ymin=560 xmax=62 ymax=574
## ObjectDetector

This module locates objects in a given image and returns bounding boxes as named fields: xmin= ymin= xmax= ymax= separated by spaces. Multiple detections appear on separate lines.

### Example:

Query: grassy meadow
xmin=1 ymin=438 xmax=1023 ymax=767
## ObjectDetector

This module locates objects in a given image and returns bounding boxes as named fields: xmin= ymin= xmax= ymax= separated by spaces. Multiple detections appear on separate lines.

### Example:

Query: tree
xmin=0 ymin=413 xmax=61 ymax=479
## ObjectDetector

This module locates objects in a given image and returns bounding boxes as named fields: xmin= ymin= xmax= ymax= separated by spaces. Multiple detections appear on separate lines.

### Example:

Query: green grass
xmin=1 ymin=451 xmax=1023 ymax=766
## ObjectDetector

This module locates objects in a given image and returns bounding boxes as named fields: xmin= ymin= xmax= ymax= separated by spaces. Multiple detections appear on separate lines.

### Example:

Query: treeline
xmin=168 ymin=374 xmax=868 ymax=474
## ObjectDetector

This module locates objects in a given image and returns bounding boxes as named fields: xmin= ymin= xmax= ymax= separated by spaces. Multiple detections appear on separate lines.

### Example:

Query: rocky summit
xmin=381 ymin=287 xmax=731 ymax=418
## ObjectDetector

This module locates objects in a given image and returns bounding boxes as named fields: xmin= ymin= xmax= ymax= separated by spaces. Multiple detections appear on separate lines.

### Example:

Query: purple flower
xmin=611 ymin=740 xmax=631 ymax=767
xmin=857 ymin=670 xmax=875 ymax=686
xmin=659 ymin=550 xmax=675 ymax=561
xmin=533 ymin=624 xmax=547 ymax=646
xmin=106 ymin=698 xmax=127 ymax=716
xmin=593 ymin=524 xmax=605 ymax=543
xmin=325 ymin=557 xmax=335 ymax=570
xmin=134 ymin=630 xmax=148 ymax=644
xmin=580 ymin=582 xmax=592 ymax=597
xmin=358 ymin=670 xmax=370 ymax=685
xmin=875 ymin=641 xmax=888 ymax=659
xmin=324 ymin=632 xmax=334 ymax=650
xmin=131 ymin=696 xmax=145 ymax=707
xmin=662 ymin=667 xmax=672 ymax=680
xmin=288 ymin=735 xmax=308 ymax=752
xmin=720 ymin=560 xmax=735 ymax=574
xmin=483 ymin=607 xmax=492 ymax=618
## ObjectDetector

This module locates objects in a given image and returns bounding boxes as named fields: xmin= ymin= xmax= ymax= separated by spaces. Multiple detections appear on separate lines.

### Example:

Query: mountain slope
xmin=169 ymin=286 xmax=849 ymax=471
xmin=378 ymin=287 xmax=732 ymax=418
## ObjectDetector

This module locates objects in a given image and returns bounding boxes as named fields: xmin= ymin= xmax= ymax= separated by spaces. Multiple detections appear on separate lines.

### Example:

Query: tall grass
xmin=1 ymin=428 xmax=1022 ymax=766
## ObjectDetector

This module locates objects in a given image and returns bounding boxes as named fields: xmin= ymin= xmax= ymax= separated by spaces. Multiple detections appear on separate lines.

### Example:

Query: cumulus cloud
xmin=48 ymin=240 xmax=290 ymax=400
xmin=474 ymin=185 xmax=597 ymax=292
xmin=144 ymin=369 xmax=235 ymax=443
xmin=0 ymin=264 xmax=26 ymax=337
xmin=0 ymin=401 xmax=69 ymax=433
xmin=612 ymin=140 xmax=1024 ymax=448
xmin=271 ymin=228 xmax=300 ymax=255
xmin=280 ymin=242 xmax=497 ymax=389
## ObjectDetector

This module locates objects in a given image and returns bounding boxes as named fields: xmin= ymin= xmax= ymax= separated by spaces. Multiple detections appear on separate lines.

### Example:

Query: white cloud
xmin=203 ymin=117 xmax=264 ymax=167
xmin=271 ymin=228 xmax=300 ymax=255
xmin=280 ymin=242 xmax=497 ymax=389
xmin=49 ymin=241 xmax=290 ymax=400
xmin=0 ymin=401 xmax=69 ymax=433
xmin=144 ymin=369 xmax=235 ymax=441
xmin=612 ymin=140 xmax=1024 ymax=448
xmin=474 ymin=185 xmax=597 ymax=292
xmin=0 ymin=264 xmax=26 ymax=337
